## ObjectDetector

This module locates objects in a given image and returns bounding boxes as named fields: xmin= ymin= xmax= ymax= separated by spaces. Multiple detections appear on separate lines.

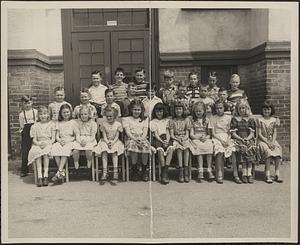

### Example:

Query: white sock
xmin=265 ymin=170 xmax=270 ymax=177
xmin=247 ymin=168 xmax=252 ymax=176
xmin=275 ymin=170 xmax=280 ymax=176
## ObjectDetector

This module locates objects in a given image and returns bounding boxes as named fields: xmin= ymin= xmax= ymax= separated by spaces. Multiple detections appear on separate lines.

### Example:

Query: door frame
xmin=61 ymin=9 xmax=159 ymax=106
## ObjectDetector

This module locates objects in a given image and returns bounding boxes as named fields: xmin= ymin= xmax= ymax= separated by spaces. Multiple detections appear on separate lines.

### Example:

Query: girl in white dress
xmin=123 ymin=99 xmax=151 ymax=182
xmin=189 ymin=102 xmax=214 ymax=182
xmin=27 ymin=106 xmax=55 ymax=187
xmin=94 ymin=106 xmax=124 ymax=182
xmin=73 ymin=106 xmax=97 ymax=170
xmin=51 ymin=104 xmax=77 ymax=182
xmin=150 ymin=103 xmax=174 ymax=184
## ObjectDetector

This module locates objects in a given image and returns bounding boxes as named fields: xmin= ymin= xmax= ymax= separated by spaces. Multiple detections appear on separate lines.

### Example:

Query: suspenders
xmin=23 ymin=109 xmax=35 ymax=124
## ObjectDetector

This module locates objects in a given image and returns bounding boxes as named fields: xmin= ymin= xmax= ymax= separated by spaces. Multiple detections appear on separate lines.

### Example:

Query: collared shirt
xmin=142 ymin=96 xmax=163 ymax=118
xmin=88 ymin=84 xmax=108 ymax=105
xmin=111 ymin=82 xmax=128 ymax=102
xmin=207 ymin=86 xmax=220 ymax=101
xmin=73 ymin=103 xmax=97 ymax=119
xmin=19 ymin=108 xmax=38 ymax=132
xmin=159 ymin=87 xmax=177 ymax=105
xmin=186 ymin=85 xmax=200 ymax=99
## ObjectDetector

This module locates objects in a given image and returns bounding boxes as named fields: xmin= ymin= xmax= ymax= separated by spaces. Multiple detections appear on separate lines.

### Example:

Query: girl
xmin=72 ymin=106 xmax=98 ymax=171
xmin=196 ymin=85 xmax=215 ymax=118
xmin=73 ymin=88 xmax=97 ymax=119
xmin=100 ymin=88 xmax=121 ymax=118
xmin=94 ymin=106 xmax=124 ymax=182
xmin=48 ymin=86 xmax=72 ymax=122
xmin=19 ymin=95 xmax=38 ymax=177
xmin=189 ymin=102 xmax=214 ymax=182
xmin=257 ymin=100 xmax=283 ymax=183
xmin=27 ymin=106 xmax=55 ymax=187
xmin=169 ymin=102 xmax=192 ymax=183
xmin=230 ymin=99 xmax=257 ymax=184
xmin=51 ymin=104 xmax=77 ymax=182
xmin=210 ymin=101 xmax=237 ymax=184
xmin=150 ymin=103 xmax=174 ymax=184
xmin=123 ymin=99 xmax=151 ymax=182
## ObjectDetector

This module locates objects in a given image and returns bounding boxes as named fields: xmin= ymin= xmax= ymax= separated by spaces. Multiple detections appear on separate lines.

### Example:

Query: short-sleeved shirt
xmin=100 ymin=102 xmax=121 ymax=117
xmin=150 ymin=118 xmax=170 ymax=136
xmin=30 ymin=121 xmax=55 ymax=141
xmin=189 ymin=118 xmax=212 ymax=137
xmin=100 ymin=121 xmax=123 ymax=141
xmin=122 ymin=116 xmax=148 ymax=138
xmin=257 ymin=116 xmax=280 ymax=141
xmin=56 ymin=120 xmax=77 ymax=143
xmin=227 ymin=89 xmax=247 ymax=105
xmin=74 ymin=119 xmax=97 ymax=137
xmin=210 ymin=114 xmax=232 ymax=135
xmin=88 ymin=84 xmax=108 ymax=105
xmin=142 ymin=96 xmax=163 ymax=118
xmin=159 ymin=87 xmax=177 ymax=106
xmin=230 ymin=116 xmax=256 ymax=138
xmin=48 ymin=101 xmax=72 ymax=121
xmin=111 ymin=82 xmax=128 ymax=102
xmin=169 ymin=118 xmax=190 ymax=137
xmin=19 ymin=108 xmax=38 ymax=132
xmin=73 ymin=103 xmax=97 ymax=119
xmin=207 ymin=86 xmax=220 ymax=101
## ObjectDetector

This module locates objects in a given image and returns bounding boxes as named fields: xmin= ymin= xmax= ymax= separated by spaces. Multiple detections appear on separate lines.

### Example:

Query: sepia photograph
xmin=1 ymin=1 xmax=298 ymax=243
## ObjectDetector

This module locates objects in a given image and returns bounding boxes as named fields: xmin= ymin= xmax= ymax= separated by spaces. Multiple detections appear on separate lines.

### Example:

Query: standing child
xmin=48 ymin=86 xmax=72 ymax=122
xmin=150 ymin=103 xmax=174 ymax=184
xmin=257 ymin=100 xmax=283 ymax=183
xmin=122 ymin=82 xmax=137 ymax=117
xmin=169 ymin=102 xmax=192 ymax=183
xmin=94 ymin=107 xmax=124 ymax=183
xmin=189 ymin=102 xmax=215 ymax=182
xmin=72 ymin=106 xmax=97 ymax=171
xmin=207 ymin=71 xmax=220 ymax=102
xmin=173 ymin=83 xmax=190 ymax=116
xmin=88 ymin=71 xmax=108 ymax=117
xmin=142 ymin=84 xmax=163 ymax=118
xmin=196 ymin=85 xmax=215 ymax=118
xmin=133 ymin=67 xmax=149 ymax=100
xmin=111 ymin=67 xmax=128 ymax=111
xmin=230 ymin=99 xmax=257 ymax=184
xmin=73 ymin=88 xmax=97 ymax=119
xmin=27 ymin=106 xmax=56 ymax=187
xmin=100 ymin=89 xmax=121 ymax=118
xmin=210 ymin=101 xmax=238 ymax=184
xmin=51 ymin=104 xmax=77 ymax=182
xmin=123 ymin=99 xmax=151 ymax=181
xmin=186 ymin=71 xmax=200 ymax=106
xmin=19 ymin=95 xmax=38 ymax=177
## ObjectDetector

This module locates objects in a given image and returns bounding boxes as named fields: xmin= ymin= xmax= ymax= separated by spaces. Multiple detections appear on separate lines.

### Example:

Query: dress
xmin=94 ymin=121 xmax=124 ymax=156
xmin=230 ymin=116 xmax=257 ymax=163
xmin=257 ymin=116 xmax=282 ymax=160
xmin=168 ymin=118 xmax=192 ymax=150
xmin=73 ymin=103 xmax=97 ymax=119
xmin=51 ymin=120 xmax=77 ymax=157
xmin=189 ymin=118 xmax=214 ymax=155
xmin=73 ymin=119 xmax=97 ymax=150
xmin=142 ymin=96 xmax=163 ymax=118
xmin=48 ymin=101 xmax=72 ymax=121
xmin=150 ymin=118 xmax=174 ymax=155
xmin=27 ymin=122 xmax=55 ymax=165
xmin=122 ymin=116 xmax=151 ymax=154
xmin=210 ymin=114 xmax=236 ymax=158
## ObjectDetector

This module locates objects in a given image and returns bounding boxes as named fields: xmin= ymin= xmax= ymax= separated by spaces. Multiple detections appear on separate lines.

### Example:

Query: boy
xmin=142 ymin=84 xmax=163 ymax=118
xmin=100 ymin=89 xmax=121 ymax=118
xmin=173 ymin=82 xmax=190 ymax=115
xmin=217 ymin=87 xmax=234 ymax=115
xmin=133 ymin=67 xmax=149 ymax=100
xmin=196 ymin=85 xmax=215 ymax=117
xmin=186 ymin=71 xmax=200 ymax=107
xmin=207 ymin=71 xmax=220 ymax=102
xmin=88 ymin=71 xmax=108 ymax=117
xmin=73 ymin=88 xmax=97 ymax=119
xmin=111 ymin=67 xmax=128 ymax=113
xmin=122 ymin=82 xmax=137 ymax=117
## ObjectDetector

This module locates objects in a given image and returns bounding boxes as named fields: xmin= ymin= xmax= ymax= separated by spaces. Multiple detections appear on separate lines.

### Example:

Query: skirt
xmin=152 ymin=134 xmax=174 ymax=156
xmin=94 ymin=139 xmax=124 ymax=156
xmin=190 ymin=138 xmax=214 ymax=155
xmin=126 ymin=138 xmax=151 ymax=154
xmin=172 ymin=137 xmax=193 ymax=151
xmin=234 ymin=138 xmax=257 ymax=163
xmin=258 ymin=140 xmax=282 ymax=161
xmin=27 ymin=144 xmax=52 ymax=165
xmin=212 ymin=133 xmax=236 ymax=158
xmin=51 ymin=141 xmax=74 ymax=157
xmin=73 ymin=137 xmax=97 ymax=151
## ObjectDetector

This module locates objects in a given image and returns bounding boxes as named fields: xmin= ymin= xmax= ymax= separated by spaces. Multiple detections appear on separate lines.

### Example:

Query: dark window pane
xmin=79 ymin=41 xmax=91 ymax=52
xmin=92 ymin=41 xmax=104 ymax=52
xmin=73 ymin=9 xmax=88 ymax=13
xmin=118 ymin=40 xmax=131 ymax=51
xmin=119 ymin=52 xmax=131 ymax=64
xmin=80 ymin=66 xmax=91 ymax=78
xmin=92 ymin=53 xmax=104 ymax=65
xmin=131 ymin=39 xmax=143 ymax=51
xmin=89 ymin=12 xmax=104 ymax=25
xmin=79 ymin=54 xmax=91 ymax=65
xmin=118 ymin=11 xmax=132 ymax=25
xmin=132 ymin=11 xmax=147 ymax=25
xmin=73 ymin=12 xmax=89 ymax=26
xmin=88 ymin=9 xmax=102 ymax=13
xmin=131 ymin=52 xmax=144 ymax=64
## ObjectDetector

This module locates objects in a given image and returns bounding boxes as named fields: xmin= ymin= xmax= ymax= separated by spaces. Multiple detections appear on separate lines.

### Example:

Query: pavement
xmin=5 ymin=159 xmax=291 ymax=241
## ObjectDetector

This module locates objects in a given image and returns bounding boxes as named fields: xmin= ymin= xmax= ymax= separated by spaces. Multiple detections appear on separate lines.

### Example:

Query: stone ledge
xmin=160 ymin=41 xmax=291 ymax=66
xmin=8 ymin=49 xmax=63 ymax=71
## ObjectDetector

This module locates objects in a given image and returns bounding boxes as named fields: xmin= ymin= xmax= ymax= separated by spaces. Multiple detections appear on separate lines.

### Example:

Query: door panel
xmin=71 ymin=32 xmax=111 ymax=105
xmin=111 ymin=31 xmax=149 ymax=83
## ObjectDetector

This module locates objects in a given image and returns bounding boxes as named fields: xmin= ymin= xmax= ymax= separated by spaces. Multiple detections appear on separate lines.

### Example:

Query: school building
xmin=7 ymin=8 xmax=291 ymax=159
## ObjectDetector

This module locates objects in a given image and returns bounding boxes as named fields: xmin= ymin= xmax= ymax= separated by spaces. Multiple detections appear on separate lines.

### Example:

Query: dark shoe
xmin=112 ymin=172 xmax=119 ymax=181
xmin=248 ymin=176 xmax=254 ymax=184
xmin=265 ymin=176 xmax=273 ymax=184
xmin=207 ymin=171 xmax=215 ymax=182
xmin=161 ymin=167 xmax=167 ymax=185
xmin=131 ymin=165 xmax=139 ymax=181
xmin=216 ymin=177 xmax=223 ymax=184
xmin=178 ymin=168 xmax=184 ymax=183
xmin=197 ymin=172 xmax=204 ymax=183
xmin=20 ymin=172 xmax=27 ymax=177
xmin=37 ymin=178 xmax=43 ymax=187
xmin=42 ymin=177 xmax=49 ymax=186
xmin=184 ymin=166 xmax=190 ymax=183
xmin=51 ymin=172 xmax=60 ymax=182
xmin=234 ymin=176 xmax=242 ymax=184
xmin=242 ymin=175 xmax=248 ymax=184
xmin=142 ymin=170 xmax=149 ymax=182
xmin=100 ymin=173 xmax=108 ymax=181
xmin=274 ymin=175 xmax=283 ymax=183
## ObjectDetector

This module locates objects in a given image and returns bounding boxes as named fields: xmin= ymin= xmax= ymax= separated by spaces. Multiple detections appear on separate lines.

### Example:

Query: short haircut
xmin=261 ymin=100 xmax=275 ymax=116
xmin=54 ymin=86 xmax=65 ymax=93
xmin=151 ymin=102 xmax=168 ymax=119
xmin=212 ymin=100 xmax=225 ymax=114
xmin=103 ymin=105 xmax=118 ymax=118
xmin=21 ymin=95 xmax=32 ymax=103
xmin=127 ymin=82 xmax=136 ymax=88
xmin=114 ymin=67 xmax=125 ymax=75
xmin=218 ymin=87 xmax=227 ymax=93
xmin=80 ymin=87 xmax=90 ymax=98
xmin=105 ymin=88 xmax=115 ymax=96
xmin=58 ymin=103 xmax=73 ymax=121
xmin=230 ymin=74 xmax=240 ymax=83
xmin=188 ymin=71 xmax=198 ymax=79
xmin=135 ymin=66 xmax=145 ymax=74
xmin=91 ymin=70 xmax=102 ymax=76
xmin=146 ymin=83 xmax=156 ymax=92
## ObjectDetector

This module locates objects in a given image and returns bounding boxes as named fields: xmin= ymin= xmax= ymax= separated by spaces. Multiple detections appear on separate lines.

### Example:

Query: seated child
xmin=73 ymin=88 xmax=97 ymax=119
xmin=100 ymin=88 xmax=121 ymax=118
xmin=207 ymin=71 xmax=220 ymax=102
xmin=142 ymin=84 xmax=163 ymax=118
xmin=88 ymin=71 xmax=108 ymax=117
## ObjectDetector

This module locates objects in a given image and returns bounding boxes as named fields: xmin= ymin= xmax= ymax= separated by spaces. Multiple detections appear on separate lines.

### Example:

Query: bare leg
xmin=274 ymin=156 xmax=283 ymax=182
xmin=72 ymin=150 xmax=80 ymax=169
xmin=36 ymin=157 xmax=42 ymax=178
xmin=43 ymin=155 xmax=49 ymax=178
xmin=158 ymin=150 xmax=165 ymax=167
xmin=165 ymin=148 xmax=174 ymax=166
xmin=54 ymin=156 xmax=61 ymax=168
xmin=86 ymin=150 xmax=92 ymax=168
xmin=197 ymin=155 xmax=204 ymax=179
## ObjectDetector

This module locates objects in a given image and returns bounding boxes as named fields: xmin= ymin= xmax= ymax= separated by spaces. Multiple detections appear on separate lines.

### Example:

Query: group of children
xmin=19 ymin=67 xmax=283 ymax=187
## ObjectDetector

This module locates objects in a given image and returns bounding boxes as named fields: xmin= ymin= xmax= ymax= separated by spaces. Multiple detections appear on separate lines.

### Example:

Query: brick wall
xmin=8 ymin=62 xmax=64 ymax=157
